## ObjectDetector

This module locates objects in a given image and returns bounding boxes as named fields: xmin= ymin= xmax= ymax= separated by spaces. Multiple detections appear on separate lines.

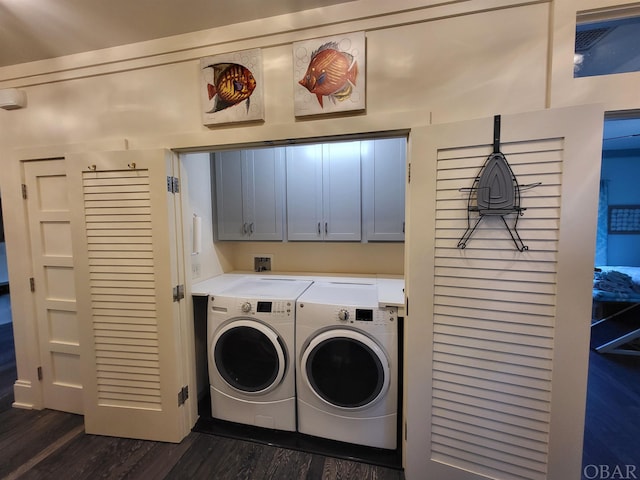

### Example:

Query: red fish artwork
xmin=298 ymin=42 xmax=358 ymax=108
xmin=203 ymin=63 xmax=256 ymax=113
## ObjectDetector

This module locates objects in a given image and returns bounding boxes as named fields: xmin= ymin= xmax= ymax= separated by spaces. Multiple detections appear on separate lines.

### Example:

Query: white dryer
xmin=295 ymin=281 xmax=398 ymax=450
xmin=208 ymin=277 xmax=312 ymax=431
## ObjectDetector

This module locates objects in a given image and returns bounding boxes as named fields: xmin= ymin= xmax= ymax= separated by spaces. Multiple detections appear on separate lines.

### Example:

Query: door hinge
xmin=29 ymin=277 xmax=35 ymax=292
xmin=407 ymin=163 xmax=411 ymax=184
xmin=22 ymin=184 xmax=27 ymax=199
xmin=178 ymin=386 xmax=189 ymax=406
xmin=37 ymin=366 xmax=43 ymax=381
xmin=167 ymin=176 xmax=180 ymax=194
xmin=173 ymin=284 xmax=185 ymax=302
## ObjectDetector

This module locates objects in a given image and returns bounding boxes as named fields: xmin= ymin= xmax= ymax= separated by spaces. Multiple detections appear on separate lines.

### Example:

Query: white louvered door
xmin=67 ymin=149 xmax=192 ymax=442
xmin=405 ymin=105 xmax=604 ymax=480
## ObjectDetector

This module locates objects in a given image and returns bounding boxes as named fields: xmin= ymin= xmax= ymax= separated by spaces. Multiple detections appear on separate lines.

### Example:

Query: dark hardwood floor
xmin=582 ymin=352 xmax=640 ymax=471
xmin=2 ymin=315 xmax=639 ymax=479
xmin=0 ymin=322 xmax=404 ymax=480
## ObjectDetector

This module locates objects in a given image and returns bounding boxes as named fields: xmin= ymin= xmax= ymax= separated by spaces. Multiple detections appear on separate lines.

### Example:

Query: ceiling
xmin=0 ymin=0 xmax=354 ymax=68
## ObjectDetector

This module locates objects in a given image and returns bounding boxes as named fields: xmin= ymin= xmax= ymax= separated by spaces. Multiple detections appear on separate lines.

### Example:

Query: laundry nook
xmin=1 ymin=1 xmax=637 ymax=479
xmin=191 ymin=270 xmax=404 ymax=466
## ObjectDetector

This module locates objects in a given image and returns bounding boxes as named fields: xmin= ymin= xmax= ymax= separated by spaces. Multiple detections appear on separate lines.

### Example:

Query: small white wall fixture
xmin=0 ymin=89 xmax=27 ymax=110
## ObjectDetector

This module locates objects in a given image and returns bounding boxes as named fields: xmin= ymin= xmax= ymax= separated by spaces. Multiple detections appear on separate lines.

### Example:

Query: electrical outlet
xmin=253 ymin=255 xmax=272 ymax=272
xmin=192 ymin=263 xmax=201 ymax=278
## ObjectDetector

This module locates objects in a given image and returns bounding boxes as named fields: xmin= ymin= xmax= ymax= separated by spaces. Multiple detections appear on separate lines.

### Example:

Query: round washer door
xmin=213 ymin=319 xmax=286 ymax=395
xmin=301 ymin=329 xmax=390 ymax=410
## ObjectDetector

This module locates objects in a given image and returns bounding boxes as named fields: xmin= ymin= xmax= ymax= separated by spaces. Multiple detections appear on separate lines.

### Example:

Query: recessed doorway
xmin=582 ymin=114 xmax=640 ymax=474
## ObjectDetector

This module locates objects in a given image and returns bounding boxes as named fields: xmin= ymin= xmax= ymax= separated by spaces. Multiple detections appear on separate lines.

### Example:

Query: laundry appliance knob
xmin=241 ymin=302 xmax=252 ymax=313
xmin=338 ymin=309 xmax=349 ymax=321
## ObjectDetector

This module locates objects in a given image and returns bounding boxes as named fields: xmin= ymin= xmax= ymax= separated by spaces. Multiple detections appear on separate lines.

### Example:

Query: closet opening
xmin=179 ymin=131 xmax=408 ymax=470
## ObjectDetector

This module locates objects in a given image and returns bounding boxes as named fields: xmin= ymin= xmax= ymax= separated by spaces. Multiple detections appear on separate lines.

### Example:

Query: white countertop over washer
xmin=218 ymin=277 xmax=314 ymax=300
xmin=294 ymin=280 xmax=379 ymax=307
xmin=192 ymin=274 xmax=246 ymax=296
xmin=192 ymin=273 xmax=404 ymax=310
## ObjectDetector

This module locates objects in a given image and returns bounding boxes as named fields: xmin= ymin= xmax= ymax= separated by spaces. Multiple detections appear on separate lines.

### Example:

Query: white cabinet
xmin=286 ymin=142 xmax=361 ymax=241
xmin=214 ymin=148 xmax=284 ymax=241
xmin=361 ymin=137 xmax=406 ymax=242
xmin=213 ymin=138 xmax=405 ymax=243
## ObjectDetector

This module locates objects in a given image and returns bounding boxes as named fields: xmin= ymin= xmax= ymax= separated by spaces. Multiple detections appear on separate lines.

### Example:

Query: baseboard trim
xmin=13 ymin=379 xmax=37 ymax=410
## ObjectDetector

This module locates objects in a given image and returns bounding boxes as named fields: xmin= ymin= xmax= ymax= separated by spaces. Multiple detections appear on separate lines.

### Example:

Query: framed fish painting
xmin=199 ymin=48 xmax=265 ymax=126
xmin=293 ymin=31 xmax=366 ymax=117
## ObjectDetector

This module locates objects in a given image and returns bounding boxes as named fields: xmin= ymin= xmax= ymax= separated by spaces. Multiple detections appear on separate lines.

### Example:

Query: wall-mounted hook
xmin=128 ymin=162 xmax=136 ymax=169
xmin=88 ymin=165 xmax=97 ymax=171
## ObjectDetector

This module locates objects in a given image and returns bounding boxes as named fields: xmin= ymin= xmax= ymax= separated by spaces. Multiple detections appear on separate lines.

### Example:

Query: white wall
xmin=181 ymin=152 xmax=225 ymax=280
xmin=601 ymin=151 xmax=640 ymax=266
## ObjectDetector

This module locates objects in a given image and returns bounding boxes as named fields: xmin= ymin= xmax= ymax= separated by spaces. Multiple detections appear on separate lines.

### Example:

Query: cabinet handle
xmin=242 ymin=223 xmax=247 ymax=235
xmin=317 ymin=222 xmax=321 ymax=235
xmin=249 ymin=223 xmax=254 ymax=234
xmin=325 ymin=222 xmax=328 ymax=235
xmin=403 ymin=221 xmax=405 ymax=233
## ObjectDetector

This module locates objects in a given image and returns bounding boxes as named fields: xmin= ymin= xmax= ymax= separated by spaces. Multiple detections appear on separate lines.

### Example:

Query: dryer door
xmin=213 ymin=319 xmax=286 ymax=395
xmin=301 ymin=329 xmax=390 ymax=409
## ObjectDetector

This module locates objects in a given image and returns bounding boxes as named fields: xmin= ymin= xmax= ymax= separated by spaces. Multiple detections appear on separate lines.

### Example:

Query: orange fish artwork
xmin=203 ymin=63 xmax=256 ymax=113
xmin=298 ymin=42 xmax=358 ymax=108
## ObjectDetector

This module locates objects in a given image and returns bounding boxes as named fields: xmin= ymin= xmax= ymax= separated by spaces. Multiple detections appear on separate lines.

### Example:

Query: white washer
xmin=208 ymin=277 xmax=312 ymax=431
xmin=295 ymin=281 xmax=398 ymax=449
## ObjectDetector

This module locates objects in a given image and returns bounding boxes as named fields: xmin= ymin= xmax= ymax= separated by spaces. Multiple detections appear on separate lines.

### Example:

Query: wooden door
xmin=405 ymin=105 xmax=604 ymax=480
xmin=67 ymin=149 xmax=192 ymax=442
xmin=24 ymin=159 xmax=83 ymax=414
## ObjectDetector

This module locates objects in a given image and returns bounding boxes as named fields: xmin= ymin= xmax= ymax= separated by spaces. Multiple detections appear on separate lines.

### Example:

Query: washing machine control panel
xmin=210 ymin=296 xmax=295 ymax=317
xmin=334 ymin=306 xmax=397 ymax=325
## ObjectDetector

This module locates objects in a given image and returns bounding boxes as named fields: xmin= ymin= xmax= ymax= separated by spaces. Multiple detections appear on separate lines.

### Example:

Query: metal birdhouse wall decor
xmin=457 ymin=115 xmax=541 ymax=252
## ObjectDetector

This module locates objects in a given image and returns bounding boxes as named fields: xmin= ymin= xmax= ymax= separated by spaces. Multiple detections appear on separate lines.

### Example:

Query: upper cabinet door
xmin=245 ymin=148 xmax=285 ymax=241
xmin=362 ymin=138 xmax=406 ymax=242
xmin=286 ymin=144 xmax=323 ymax=241
xmin=286 ymin=142 xmax=361 ymax=241
xmin=322 ymin=142 xmax=362 ymax=241
xmin=214 ymin=149 xmax=284 ymax=241
xmin=214 ymin=150 xmax=245 ymax=240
